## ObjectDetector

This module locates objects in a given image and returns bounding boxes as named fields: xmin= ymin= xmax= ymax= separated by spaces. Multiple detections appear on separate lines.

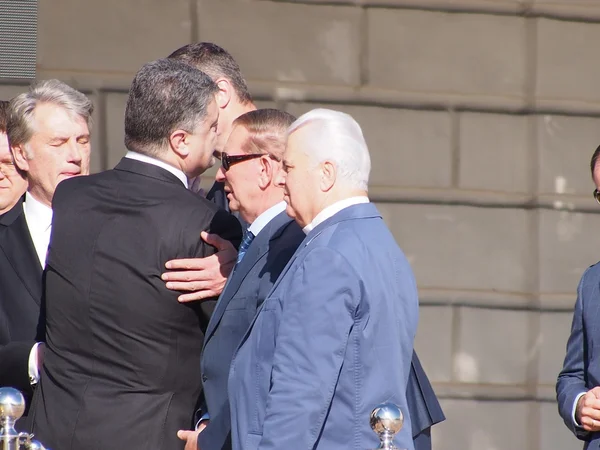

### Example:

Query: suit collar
xmin=204 ymin=211 xmax=294 ymax=342
xmin=0 ymin=198 xmax=43 ymax=303
xmin=114 ymin=157 xmax=187 ymax=188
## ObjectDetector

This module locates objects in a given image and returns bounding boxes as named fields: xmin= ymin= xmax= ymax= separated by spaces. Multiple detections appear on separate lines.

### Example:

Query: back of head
xmin=168 ymin=42 xmax=253 ymax=105
xmin=233 ymin=109 xmax=296 ymax=160
xmin=288 ymin=108 xmax=371 ymax=191
xmin=7 ymin=79 xmax=93 ymax=148
xmin=0 ymin=100 xmax=9 ymax=134
xmin=124 ymin=58 xmax=219 ymax=156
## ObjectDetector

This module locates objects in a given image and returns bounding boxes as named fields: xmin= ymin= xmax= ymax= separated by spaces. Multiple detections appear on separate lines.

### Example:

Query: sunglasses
xmin=221 ymin=152 xmax=267 ymax=171
xmin=594 ymin=189 xmax=600 ymax=205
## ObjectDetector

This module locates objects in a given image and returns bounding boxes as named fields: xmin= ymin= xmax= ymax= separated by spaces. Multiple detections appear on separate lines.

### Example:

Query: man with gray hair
xmin=228 ymin=108 xmax=419 ymax=450
xmin=0 ymin=80 xmax=92 ymax=421
xmin=29 ymin=59 xmax=241 ymax=450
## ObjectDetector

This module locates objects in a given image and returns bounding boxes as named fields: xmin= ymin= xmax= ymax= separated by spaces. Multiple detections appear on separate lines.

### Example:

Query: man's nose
xmin=215 ymin=166 xmax=226 ymax=182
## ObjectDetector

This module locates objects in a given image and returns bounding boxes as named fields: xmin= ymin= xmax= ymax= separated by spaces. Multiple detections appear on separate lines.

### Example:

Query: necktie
xmin=236 ymin=230 xmax=255 ymax=264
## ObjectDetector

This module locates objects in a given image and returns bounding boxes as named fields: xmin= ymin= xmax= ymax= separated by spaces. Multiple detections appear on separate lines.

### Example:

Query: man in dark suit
xmin=162 ymin=42 xmax=258 ymax=304
xmin=29 ymin=59 xmax=242 ymax=450
xmin=556 ymin=145 xmax=600 ymax=449
xmin=176 ymin=109 xmax=304 ymax=450
xmin=0 ymin=83 xmax=93 ymax=417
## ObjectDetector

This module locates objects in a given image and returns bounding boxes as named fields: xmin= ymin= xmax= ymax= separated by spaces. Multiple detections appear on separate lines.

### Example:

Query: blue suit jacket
xmin=557 ymin=263 xmax=600 ymax=448
xmin=199 ymin=211 xmax=306 ymax=450
xmin=229 ymin=203 xmax=419 ymax=450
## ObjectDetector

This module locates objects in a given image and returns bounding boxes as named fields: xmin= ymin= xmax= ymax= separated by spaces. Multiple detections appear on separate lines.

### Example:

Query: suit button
xmin=202 ymin=374 xmax=208 ymax=382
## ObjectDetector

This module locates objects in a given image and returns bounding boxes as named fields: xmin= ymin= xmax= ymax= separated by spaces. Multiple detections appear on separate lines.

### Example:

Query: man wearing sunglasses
xmin=176 ymin=108 xmax=305 ymax=450
xmin=557 ymin=146 xmax=600 ymax=449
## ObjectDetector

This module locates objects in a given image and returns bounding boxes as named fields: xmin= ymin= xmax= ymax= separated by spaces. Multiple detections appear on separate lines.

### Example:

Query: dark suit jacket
xmin=199 ymin=210 xmax=305 ymax=450
xmin=29 ymin=158 xmax=242 ymax=450
xmin=0 ymin=197 xmax=42 ymax=411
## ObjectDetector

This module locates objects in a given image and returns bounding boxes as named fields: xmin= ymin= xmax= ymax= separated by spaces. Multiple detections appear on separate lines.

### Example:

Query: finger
xmin=178 ymin=290 xmax=219 ymax=303
xmin=162 ymin=270 xmax=208 ymax=283
xmin=581 ymin=407 xmax=600 ymax=424
xmin=165 ymin=281 xmax=211 ymax=292
xmin=591 ymin=387 xmax=600 ymax=399
xmin=165 ymin=258 xmax=207 ymax=271
xmin=177 ymin=430 xmax=191 ymax=440
xmin=202 ymin=232 xmax=235 ymax=252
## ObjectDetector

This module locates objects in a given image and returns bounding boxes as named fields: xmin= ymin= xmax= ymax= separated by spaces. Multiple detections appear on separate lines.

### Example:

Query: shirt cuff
xmin=195 ymin=412 xmax=210 ymax=430
xmin=28 ymin=342 xmax=42 ymax=385
xmin=573 ymin=392 xmax=587 ymax=428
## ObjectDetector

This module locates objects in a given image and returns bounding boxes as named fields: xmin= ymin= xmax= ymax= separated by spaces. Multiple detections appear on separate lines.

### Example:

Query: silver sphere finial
xmin=0 ymin=387 xmax=26 ymax=422
xmin=369 ymin=403 xmax=404 ymax=450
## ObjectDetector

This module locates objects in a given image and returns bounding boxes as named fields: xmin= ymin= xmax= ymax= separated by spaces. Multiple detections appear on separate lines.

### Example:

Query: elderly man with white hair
xmin=228 ymin=108 xmax=419 ymax=450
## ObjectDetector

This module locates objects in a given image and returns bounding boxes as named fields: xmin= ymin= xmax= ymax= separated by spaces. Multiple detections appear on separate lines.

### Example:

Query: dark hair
xmin=592 ymin=145 xmax=600 ymax=178
xmin=0 ymin=101 xmax=8 ymax=133
xmin=168 ymin=42 xmax=253 ymax=105
xmin=233 ymin=109 xmax=296 ymax=160
xmin=124 ymin=58 xmax=219 ymax=156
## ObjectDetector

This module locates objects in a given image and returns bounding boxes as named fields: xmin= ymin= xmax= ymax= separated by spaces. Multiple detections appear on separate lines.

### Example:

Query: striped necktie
xmin=236 ymin=230 xmax=255 ymax=264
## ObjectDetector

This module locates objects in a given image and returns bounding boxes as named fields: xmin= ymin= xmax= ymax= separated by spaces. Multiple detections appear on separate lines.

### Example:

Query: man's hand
xmin=576 ymin=387 xmax=600 ymax=431
xmin=162 ymin=232 xmax=237 ymax=302
xmin=177 ymin=421 xmax=208 ymax=450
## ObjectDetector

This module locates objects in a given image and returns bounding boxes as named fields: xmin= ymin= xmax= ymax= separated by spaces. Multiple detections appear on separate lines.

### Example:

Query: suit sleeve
xmin=257 ymin=248 xmax=359 ymax=450
xmin=556 ymin=267 xmax=594 ymax=440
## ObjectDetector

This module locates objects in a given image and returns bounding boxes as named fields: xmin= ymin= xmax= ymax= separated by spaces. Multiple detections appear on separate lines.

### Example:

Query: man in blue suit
xmin=556 ymin=145 xmax=600 ymax=448
xmin=228 ymin=108 xmax=420 ymax=450
xmin=177 ymin=108 xmax=305 ymax=450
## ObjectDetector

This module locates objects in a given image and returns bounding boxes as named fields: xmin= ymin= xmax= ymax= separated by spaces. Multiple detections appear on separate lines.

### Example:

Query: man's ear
xmin=11 ymin=144 xmax=30 ymax=172
xmin=258 ymin=156 xmax=276 ymax=190
xmin=320 ymin=160 xmax=336 ymax=192
xmin=215 ymin=78 xmax=232 ymax=109
xmin=169 ymin=129 xmax=190 ymax=157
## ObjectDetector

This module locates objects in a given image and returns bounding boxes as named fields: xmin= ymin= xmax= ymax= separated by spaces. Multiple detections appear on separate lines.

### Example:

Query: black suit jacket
xmin=199 ymin=211 xmax=305 ymax=450
xmin=29 ymin=158 xmax=242 ymax=450
xmin=0 ymin=197 xmax=42 ymax=409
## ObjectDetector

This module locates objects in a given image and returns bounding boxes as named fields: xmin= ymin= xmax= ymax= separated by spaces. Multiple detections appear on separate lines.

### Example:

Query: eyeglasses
xmin=221 ymin=152 xmax=266 ymax=171
xmin=594 ymin=189 xmax=600 ymax=205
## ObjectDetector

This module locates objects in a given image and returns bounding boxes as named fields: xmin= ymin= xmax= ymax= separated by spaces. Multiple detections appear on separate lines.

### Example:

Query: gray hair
xmin=124 ymin=58 xmax=219 ymax=156
xmin=7 ymin=79 xmax=93 ymax=149
xmin=287 ymin=108 xmax=371 ymax=191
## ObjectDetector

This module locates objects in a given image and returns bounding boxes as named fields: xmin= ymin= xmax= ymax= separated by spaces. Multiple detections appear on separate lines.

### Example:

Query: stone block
xmin=538 ymin=312 xmax=574 ymax=385
xmin=367 ymin=9 xmax=527 ymax=97
xmin=540 ymin=401 xmax=581 ymax=450
xmin=434 ymin=399 xmax=529 ymax=450
xmin=454 ymin=307 xmax=530 ymax=384
xmin=537 ymin=114 xmax=600 ymax=197
xmin=539 ymin=209 xmax=600 ymax=294
xmin=287 ymin=103 xmax=452 ymax=188
xmin=38 ymin=0 xmax=191 ymax=74
xmin=459 ymin=112 xmax=530 ymax=193
xmin=375 ymin=204 xmax=533 ymax=293
xmin=0 ymin=84 xmax=28 ymax=101
xmin=537 ymin=18 xmax=600 ymax=104
xmin=414 ymin=305 xmax=453 ymax=383
xmin=105 ymin=92 xmax=128 ymax=169
xmin=197 ymin=0 xmax=361 ymax=86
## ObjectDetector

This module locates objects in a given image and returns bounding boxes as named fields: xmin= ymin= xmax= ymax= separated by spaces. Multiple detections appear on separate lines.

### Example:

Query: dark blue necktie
xmin=236 ymin=230 xmax=255 ymax=264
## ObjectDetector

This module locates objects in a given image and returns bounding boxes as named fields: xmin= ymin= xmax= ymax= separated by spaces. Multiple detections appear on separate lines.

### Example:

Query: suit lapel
xmin=204 ymin=212 xmax=292 ymax=342
xmin=0 ymin=200 xmax=43 ymax=304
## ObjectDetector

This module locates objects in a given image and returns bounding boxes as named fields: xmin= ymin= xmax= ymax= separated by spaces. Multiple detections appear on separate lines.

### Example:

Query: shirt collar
xmin=125 ymin=151 xmax=189 ymax=189
xmin=302 ymin=196 xmax=370 ymax=234
xmin=248 ymin=201 xmax=287 ymax=237
xmin=24 ymin=191 xmax=53 ymax=232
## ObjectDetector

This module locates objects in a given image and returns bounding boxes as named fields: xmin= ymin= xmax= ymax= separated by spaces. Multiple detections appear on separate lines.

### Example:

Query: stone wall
xmin=4 ymin=0 xmax=600 ymax=448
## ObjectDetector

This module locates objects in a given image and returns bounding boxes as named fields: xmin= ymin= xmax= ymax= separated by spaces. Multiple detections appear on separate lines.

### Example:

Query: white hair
xmin=287 ymin=108 xmax=371 ymax=191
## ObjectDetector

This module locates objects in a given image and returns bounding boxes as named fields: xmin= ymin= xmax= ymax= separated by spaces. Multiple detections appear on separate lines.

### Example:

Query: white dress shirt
xmin=23 ymin=192 xmax=53 ymax=269
xmin=248 ymin=201 xmax=287 ymax=237
xmin=125 ymin=151 xmax=189 ymax=189
xmin=302 ymin=196 xmax=370 ymax=234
